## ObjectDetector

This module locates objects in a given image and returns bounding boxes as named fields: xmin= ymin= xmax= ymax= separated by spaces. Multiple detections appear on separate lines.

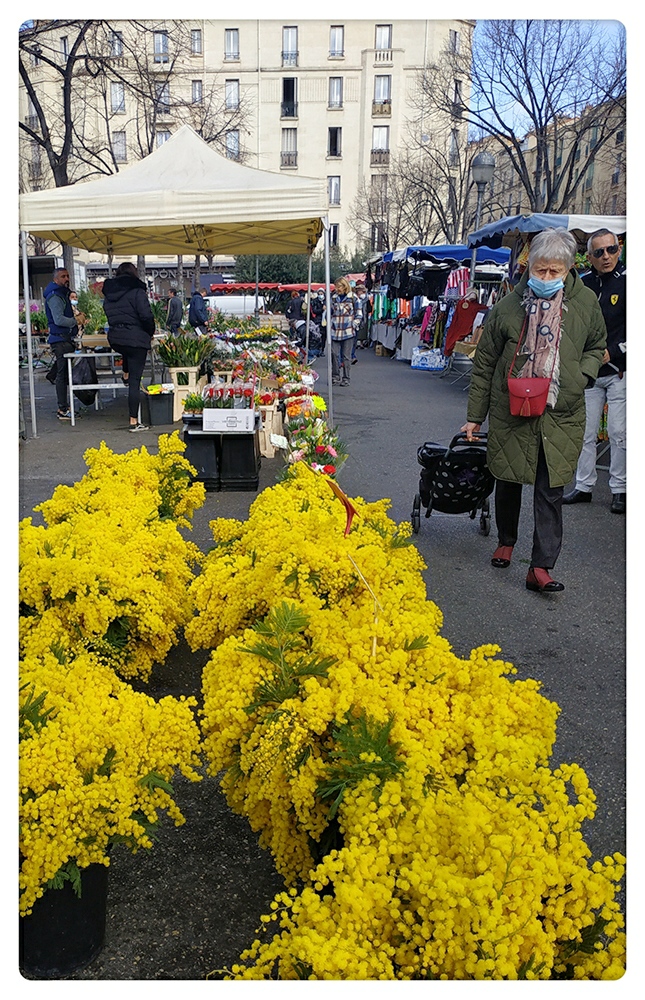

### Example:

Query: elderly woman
xmin=462 ymin=228 xmax=606 ymax=593
xmin=329 ymin=277 xmax=362 ymax=386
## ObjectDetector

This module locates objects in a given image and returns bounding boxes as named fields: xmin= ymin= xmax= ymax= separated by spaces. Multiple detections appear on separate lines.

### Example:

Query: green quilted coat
xmin=467 ymin=269 xmax=607 ymax=487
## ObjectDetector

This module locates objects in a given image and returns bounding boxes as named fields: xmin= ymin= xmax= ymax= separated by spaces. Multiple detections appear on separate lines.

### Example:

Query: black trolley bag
xmin=411 ymin=433 xmax=494 ymax=535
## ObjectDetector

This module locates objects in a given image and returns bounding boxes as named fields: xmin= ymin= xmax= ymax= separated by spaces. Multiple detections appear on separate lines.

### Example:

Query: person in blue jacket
xmin=43 ymin=267 xmax=86 ymax=419
xmin=188 ymin=287 xmax=209 ymax=336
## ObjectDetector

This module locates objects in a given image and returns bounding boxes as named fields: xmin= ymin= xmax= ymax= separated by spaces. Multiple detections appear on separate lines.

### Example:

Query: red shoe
xmin=526 ymin=567 xmax=564 ymax=593
xmin=491 ymin=545 xmax=513 ymax=568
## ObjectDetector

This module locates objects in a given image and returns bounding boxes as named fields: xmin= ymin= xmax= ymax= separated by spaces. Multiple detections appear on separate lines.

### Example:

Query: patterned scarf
xmin=518 ymin=288 xmax=565 ymax=408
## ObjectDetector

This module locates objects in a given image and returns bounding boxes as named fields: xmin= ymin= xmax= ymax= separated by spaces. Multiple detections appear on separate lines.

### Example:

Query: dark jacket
xmin=581 ymin=263 xmax=626 ymax=376
xmin=285 ymin=295 xmax=303 ymax=321
xmin=467 ymin=269 xmax=606 ymax=487
xmin=188 ymin=292 xmax=208 ymax=328
xmin=102 ymin=274 xmax=155 ymax=351
xmin=167 ymin=295 xmax=183 ymax=326
xmin=44 ymin=281 xmax=77 ymax=344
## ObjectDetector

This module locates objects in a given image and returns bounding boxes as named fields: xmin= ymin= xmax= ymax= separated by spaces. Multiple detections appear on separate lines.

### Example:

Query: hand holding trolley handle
xmin=461 ymin=421 xmax=482 ymax=442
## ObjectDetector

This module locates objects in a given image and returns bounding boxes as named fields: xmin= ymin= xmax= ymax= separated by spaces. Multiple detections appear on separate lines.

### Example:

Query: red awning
xmin=208 ymin=283 xmax=281 ymax=292
xmin=277 ymin=283 xmax=327 ymax=292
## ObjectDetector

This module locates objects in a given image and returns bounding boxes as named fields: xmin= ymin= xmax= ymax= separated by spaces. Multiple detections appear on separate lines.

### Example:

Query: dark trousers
xmin=494 ymin=443 xmax=564 ymax=570
xmin=51 ymin=340 xmax=76 ymax=409
xmin=111 ymin=344 xmax=148 ymax=419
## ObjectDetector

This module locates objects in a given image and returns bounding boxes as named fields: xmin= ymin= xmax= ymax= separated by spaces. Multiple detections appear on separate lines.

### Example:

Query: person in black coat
xmin=166 ymin=289 xmax=183 ymax=334
xmin=102 ymin=262 xmax=156 ymax=431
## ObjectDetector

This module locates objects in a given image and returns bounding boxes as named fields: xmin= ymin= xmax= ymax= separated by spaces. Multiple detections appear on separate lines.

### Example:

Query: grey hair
xmin=528 ymin=228 xmax=577 ymax=271
xmin=587 ymin=228 xmax=619 ymax=253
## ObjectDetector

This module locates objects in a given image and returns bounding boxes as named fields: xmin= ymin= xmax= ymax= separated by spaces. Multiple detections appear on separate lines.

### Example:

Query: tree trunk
xmin=177 ymin=255 xmax=184 ymax=298
xmin=137 ymin=255 xmax=146 ymax=282
xmin=194 ymin=254 xmax=201 ymax=291
xmin=62 ymin=245 xmax=75 ymax=287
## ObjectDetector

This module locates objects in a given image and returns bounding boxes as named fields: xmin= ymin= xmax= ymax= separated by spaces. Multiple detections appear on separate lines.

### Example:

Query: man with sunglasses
xmin=564 ymin=229 xmax=626 ymax=513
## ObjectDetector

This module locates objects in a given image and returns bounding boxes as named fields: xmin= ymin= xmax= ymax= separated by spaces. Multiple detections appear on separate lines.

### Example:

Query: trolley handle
xmin=448 ymin=432 xmax=488 ymax=451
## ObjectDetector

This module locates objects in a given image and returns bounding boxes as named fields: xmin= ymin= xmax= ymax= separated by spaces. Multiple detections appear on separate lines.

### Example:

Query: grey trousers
xmin=494 ymin=443 xmax=564 ymax=570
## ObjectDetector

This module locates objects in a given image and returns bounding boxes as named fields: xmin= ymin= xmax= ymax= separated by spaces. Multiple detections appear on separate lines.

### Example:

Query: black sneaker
xmin=129 ymin=423 xmax=149 ymax=432
xmin=57 ymin=409 xmax=71 ymax=420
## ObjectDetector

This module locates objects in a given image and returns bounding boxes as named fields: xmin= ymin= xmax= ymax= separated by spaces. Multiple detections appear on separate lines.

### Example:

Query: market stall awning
xmin=382 ymin=244 xmax=511 ymax=266
xmin=467 ymin=214 xmax=627 ymax=249
xmin=19 ymin=125 xmax=327 ymax=256
xmin=209 ymin=283 xmax=281 ymax=292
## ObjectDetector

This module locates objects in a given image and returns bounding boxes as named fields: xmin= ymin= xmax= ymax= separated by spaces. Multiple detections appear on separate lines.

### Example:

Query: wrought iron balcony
xmin=370 ymin=149 xmax=390 ymax=166
xmin=372 ymin=100 xmax=391 ymax=116
xmin=281 ymin=101 xmax=298 ymax=118
xmin=281 ymin=151 xmax=298 ymax=167
xmin=282 ymin=50 xmax=298 ymax=67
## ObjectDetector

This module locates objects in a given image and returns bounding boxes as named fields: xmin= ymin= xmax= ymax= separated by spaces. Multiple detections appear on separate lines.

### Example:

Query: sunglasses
xmin=591 ymin=244 xmax=619 ymax=258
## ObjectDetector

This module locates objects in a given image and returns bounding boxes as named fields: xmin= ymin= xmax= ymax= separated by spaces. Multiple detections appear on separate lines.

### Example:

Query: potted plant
xmin=182 ymin=391 xmax=204 ymax=424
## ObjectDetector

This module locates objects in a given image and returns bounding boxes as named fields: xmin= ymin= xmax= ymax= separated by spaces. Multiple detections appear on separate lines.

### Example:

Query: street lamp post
xmin=469 ymin=152 xmax=496 ymax=286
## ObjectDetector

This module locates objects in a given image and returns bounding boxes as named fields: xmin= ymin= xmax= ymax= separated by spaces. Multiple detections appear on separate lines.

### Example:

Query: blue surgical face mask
xmin=527 ymin=276 xmax=565 ymax=298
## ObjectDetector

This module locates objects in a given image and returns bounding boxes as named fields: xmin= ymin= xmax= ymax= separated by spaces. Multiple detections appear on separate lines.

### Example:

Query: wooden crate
xmin=169 ymin=368 xmax=208 ymax=422
xmin=258 ymin=403 xmax=284 ymax=458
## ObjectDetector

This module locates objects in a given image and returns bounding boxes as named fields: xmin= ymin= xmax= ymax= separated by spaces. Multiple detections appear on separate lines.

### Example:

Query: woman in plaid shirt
xmin=329 ymin=277 xmax=362 ymax=386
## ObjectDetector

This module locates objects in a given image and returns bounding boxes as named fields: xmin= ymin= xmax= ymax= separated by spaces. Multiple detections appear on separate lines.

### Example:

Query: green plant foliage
xmin=46 ymin=859 xmax=83 ymax=897
xmin=316 ymin=711 xmax=405 ymax=819
xmin=76 ymin=288 xmax=107 ymax=335
xmin=19 ymin=683 xmax=55 ymax=742
xmin=157 ymin=333 xmax=216 ymax=371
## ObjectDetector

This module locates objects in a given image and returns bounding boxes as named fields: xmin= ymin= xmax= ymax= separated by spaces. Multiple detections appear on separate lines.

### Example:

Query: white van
xmin=206 ymin=294 xmax=266 ymax=317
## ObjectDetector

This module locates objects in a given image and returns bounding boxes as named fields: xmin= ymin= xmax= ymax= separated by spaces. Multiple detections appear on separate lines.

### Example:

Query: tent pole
xmin=305 ymin=250 xmax=312 ymax=360
xmin=323 ymin=218 xmax=333 ymax=426
xmin=254 ymin=255 xmax=259 ymax=320
xmin=20 ymin=230 xmax=38 ymax=439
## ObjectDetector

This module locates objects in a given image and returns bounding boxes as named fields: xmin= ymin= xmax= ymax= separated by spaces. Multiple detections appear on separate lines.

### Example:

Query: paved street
xmin=18 ymin=346 xmax=626 ymax=980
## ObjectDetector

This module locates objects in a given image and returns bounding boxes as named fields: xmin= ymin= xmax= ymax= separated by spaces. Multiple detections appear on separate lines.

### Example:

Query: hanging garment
xmin=444 ymin=267 xmax=471 ymax=299
xmin=443 ymin=299 xmax=489 ymax=357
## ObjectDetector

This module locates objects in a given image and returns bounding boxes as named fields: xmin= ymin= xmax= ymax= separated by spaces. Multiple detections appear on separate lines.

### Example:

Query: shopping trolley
xmin=411 ymin=432 xmax=495 ymax=535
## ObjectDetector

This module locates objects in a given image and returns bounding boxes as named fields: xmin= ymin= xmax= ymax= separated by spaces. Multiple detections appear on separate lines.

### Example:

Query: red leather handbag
xmin=507 ymin=316 xmax=561 ymax=418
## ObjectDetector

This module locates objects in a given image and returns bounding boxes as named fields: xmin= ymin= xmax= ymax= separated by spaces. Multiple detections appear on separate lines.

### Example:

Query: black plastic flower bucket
xmin=19 ymin=863 xmax=109 ymax=978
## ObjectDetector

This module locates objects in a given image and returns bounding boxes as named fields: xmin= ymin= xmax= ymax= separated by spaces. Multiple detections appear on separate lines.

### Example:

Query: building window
xmin=155 ymin=82 xmax=170 ymax=115
xmin=29 ymin=141 xmax=42 ymax=181
xmin=329 ymin=25 xmax=344 ymax=57
xmin=156 ymin=130 xmax=171 ymax=146
xmin=616 ymin=130 xmax=624 ymax=144
xmin=611 ymin=194 xmax=618 ymax=213
xmin=153 ymin=31 xmax=169 ymax=64
xmin=452 ymin=79 xmax=463 ymax=117
xmin=585 ymin=159 xmax=595 ymax=189
xmin=328 ymin=127 xmax=342 ymax=158
xmin=328 ymin=77 xmax=343 ymax=109
xmin=30 ymin=46 xmax=42 ymax=67
xmin=191 ymin=29 xmax=202 ymax=55
xmin=226 ymin=129 xmax=240 ymax=159
xmin=60 ymin=36 xmax=69 ymax=59
xmin=449 ymin=29 xmax=460 ymax=53
xmin=584 ymin=197 xmax=591 ymax=213
xmin=329 ymin=224 xmax=339 ymax=246
xmin=110 ymin=81 xmax=125 ymax=113
xmin=328 ymin=175 xmax=341 ymax=205
xmin=371 ymin=223 xmax=386 ymax=251
xmin=282 ymin=26 xmax=298 ymax=67
xmin=281 ymin=127 xmax=297 ymax=167
xmin=225 ymin=79 xmax=240 ymax=110
xmin=375 ymin=24 xmax=392 ymax=50
xmin=192 ymin=80 xmax=203 ymax=105
xmin=449 ymin=130 xmax=460 ymax=165
xmin=281 ymin=78 xmax=297 ymax=118
xmin=374 ymin=75 xmax=391 ymax=104
xmin=110 ymin=31 xmax=123 ymax=57
xmin=372 ymin=125 xmax=390 ymax=151
xmin=112 ymin=131 xmax=127 ymax=162
xmin=612 ymin=154 xmax=622 ymax=185
xmin=225 ymin=28 xmax=239 ymax=61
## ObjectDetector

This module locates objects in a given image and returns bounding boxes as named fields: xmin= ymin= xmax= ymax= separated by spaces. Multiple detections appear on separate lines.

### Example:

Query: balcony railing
xmin=281 ymin=151 xmax=298 ymax=167
xmin=374 ymin=48 xmax=393 ymax=63
xmin=224 ymin=50 xmax=240 ymax=61
xmin=370 ymin=149 xmax=390 ymax=166
xmin=372 ymin=100 xmax=391 ymax=116
xmin=108 ymin=56 xmax=128 ymax=68
xmin=25 ymin=115 xmax=40 ymax=130
xmin=329 ymin=48 xmax=344 ymax=58
xmin=282 ymin=50 xmax=298 ymax=67
xmin=281 ymin=101 xmax=298 ymax=118
xmin=328 ymin=100 xmax=343 ymax=110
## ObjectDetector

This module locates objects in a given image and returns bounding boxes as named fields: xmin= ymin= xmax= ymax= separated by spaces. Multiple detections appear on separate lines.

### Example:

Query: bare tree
xmin=411 ymin=20 xmax=626 ymax=214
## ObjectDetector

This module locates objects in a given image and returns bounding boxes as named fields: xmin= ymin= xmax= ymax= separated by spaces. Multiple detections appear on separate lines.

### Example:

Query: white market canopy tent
xmin=19 ymin=125 xmax=332 ymax=436
xmin=19 ymin=125 xmax=327 ymax=256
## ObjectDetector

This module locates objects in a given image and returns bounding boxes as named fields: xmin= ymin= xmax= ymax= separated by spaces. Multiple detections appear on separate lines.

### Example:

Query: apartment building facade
xmin=19 ymin=18 xmax=474 ymax=263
